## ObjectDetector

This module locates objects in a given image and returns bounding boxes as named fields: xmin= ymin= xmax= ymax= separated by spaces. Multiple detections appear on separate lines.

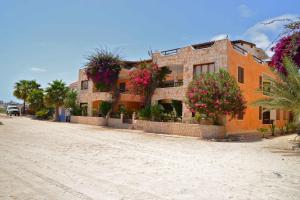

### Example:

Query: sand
xmin=0 ymin=116 xmax=299 ymax=200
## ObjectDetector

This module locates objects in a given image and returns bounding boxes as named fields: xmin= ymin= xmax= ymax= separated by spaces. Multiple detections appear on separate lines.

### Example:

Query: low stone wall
xmin=70 ymin=116 xmax=107 ymax=126
xmin=107 ymin=118 xmax=129 ymax=129
xmin=134 ymin=120 xmax=226 ymax=139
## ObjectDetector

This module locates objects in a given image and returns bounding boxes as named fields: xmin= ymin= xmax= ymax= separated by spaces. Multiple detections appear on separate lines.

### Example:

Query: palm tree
xmin=44 ymin=80 xmax=69 ymax=121
xmin=254 ymin=58 xmax=300 ymax=120
xmin=27 ymin=89 xmax=44 ymax=112
xmin=13 ymin=80 xmax=41 ymax=114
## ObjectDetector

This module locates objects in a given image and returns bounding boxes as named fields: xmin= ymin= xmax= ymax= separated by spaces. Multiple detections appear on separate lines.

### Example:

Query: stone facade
xmin=134 ymin=120 xmax=226 ymax=139
xmin=74 ymin=38 xmax=290 ymax=134
xmin=70 ymin=116 xmax=107 ymax=126
xmin=152 ymin=39 xmax=228 ymax=121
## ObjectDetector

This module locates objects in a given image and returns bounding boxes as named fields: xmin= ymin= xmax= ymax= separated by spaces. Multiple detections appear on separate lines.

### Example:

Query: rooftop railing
xmin=161 ymin=48 xmax=180 ymax=56
xmin=253 ymin=55 xmax=264 ymax=64
xmin=233 ymin=44 xmax=247 ymax=55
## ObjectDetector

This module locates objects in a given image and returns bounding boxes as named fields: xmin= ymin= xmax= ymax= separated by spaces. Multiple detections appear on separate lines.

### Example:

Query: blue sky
xmin=0 ymin=0 xmax=299 ymax=102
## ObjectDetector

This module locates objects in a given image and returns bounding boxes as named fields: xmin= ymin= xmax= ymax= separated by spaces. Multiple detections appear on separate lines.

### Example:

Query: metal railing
xmin=161 ymin=48 xmax=180 ymax=56
xmin=159 ymin=80 xmax=183 ymax=88
xmin=233 ymin=45 xmax=247 ymax=55
xmin=253 ymin=55 xmax=264 ymax=64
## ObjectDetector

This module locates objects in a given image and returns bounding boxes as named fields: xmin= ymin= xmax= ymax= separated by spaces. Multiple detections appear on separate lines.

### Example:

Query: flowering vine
xmin=270 ymin=31 xmax=300 ymax=74
xmin=129 ymin=62 xmax=171 ymax=106
xmin=85 ymin=49 xmax=122 ymax=91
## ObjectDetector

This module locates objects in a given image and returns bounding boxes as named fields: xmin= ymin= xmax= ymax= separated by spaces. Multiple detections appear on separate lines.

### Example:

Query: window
xmin=263 ymin=82 xmax=271 ymax=95
xmin=194 ymin=63 xmax=215 ymax=77
xmin=289 ymin=112 xmax=294 ymax=122
xmin=276 ymin=109 xmax=280 ymax=120
xmin=81 ymin=80 xmax=88 ymax=90
xmin=238 ymin=66 xmax=244 ymax=83
xmin=259 ymin=76 xmax=263 ymax=89
xmin=259 ymin=106 xmax=262 ymax=120
xmin=119 ymin=82 xmax=126 ymax=93
xmin=262 ymin=110 xmax=271 ymax=124
xmin=283 ymin=111 xmax=287 ymax=120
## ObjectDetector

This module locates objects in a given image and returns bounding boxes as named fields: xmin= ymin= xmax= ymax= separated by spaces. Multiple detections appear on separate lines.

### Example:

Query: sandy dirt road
xmin=0 ymin=116 xmax=299 ymax=200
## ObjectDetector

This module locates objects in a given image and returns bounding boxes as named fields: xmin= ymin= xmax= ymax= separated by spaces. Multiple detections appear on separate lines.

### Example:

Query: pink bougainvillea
xmin=128 ymin=67 xmax=152 ymax=95
xmin=128 ymin=62 xmax=171 ymax=106
xmin=186 ymin=70 xmax=247 ymax=121
xmin=270 ymin=31 xmax=300 ymax=74
xmin=85 ymin=49 xmax=121 ymax=91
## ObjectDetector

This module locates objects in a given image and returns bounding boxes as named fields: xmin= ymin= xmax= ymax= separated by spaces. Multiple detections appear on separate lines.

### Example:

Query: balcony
xmin=159 ymin=80 xmax=183 ymax=88
xmin=119 ymin=90 xmax=142 ymax=102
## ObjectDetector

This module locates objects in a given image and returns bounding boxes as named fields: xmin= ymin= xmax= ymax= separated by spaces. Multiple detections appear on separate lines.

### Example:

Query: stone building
xmin=74 ymin=39 xmax=290 ymax=133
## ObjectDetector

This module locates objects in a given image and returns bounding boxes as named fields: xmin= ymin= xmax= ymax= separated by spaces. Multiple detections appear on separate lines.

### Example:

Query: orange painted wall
xmin=226 ymin=41 xmax=288 ymax=133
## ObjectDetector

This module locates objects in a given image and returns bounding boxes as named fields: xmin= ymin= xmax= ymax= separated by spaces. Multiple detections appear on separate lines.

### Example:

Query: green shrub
xmin=0 ymin=107 xmax=6 ymax=113
xmin=257 ymin=127 xmax=268 ymax=138
xmin=35 ymin=108 xmax=52 ymax=120
xmin=269 ymin=124 xmax=276 ymax=136
xmin=99 ymin=101 xmax=112 ymax=117
xmin=151 ymin=104 xmax=164 ymax=121
xmin=138 ymin=106 xmax=151 ymax=120
xmin=71 ymin=105 xmax=82 ymax=116
xmin=287 ymin=122 xmax=298 ymax=133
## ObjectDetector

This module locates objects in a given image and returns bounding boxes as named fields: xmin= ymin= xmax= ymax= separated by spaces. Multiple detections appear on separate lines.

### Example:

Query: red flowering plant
xmin=186 ymin=69 xmax=246 ymax=124
xmin=270 ymin=31 xmax=300 ymax=75
xmin=129 ymin=62 xmax=171 ymax=106
xmin=85 ymin=49 xmax=122 ymax=91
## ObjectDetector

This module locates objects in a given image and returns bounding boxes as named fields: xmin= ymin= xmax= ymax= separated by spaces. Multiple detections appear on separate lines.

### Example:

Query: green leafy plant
xmin=269 ymin=124 xmax=276 ymax=136
xmin=35 ymin=108 xmax=52 ymax=120
xmin=284 ymin=123 xmax=291 ymax=134
xmin=0 ymin=108 xmax=6 ymax=114
xmin=138 ymin=106 xmax=151 ymax=120
xmin=27 ymin=89 xmax=44 ymax=112
xmin=257 ymin=127 xmax=269 ymax=138
xmin=150 ymin=104 xmax=164 ymax=121
xmin=99 ymin=101 xmax=112 ymax=117
xmin=44 ymin=80 xmax=69 ymax=121
xmin=13 ymin=80 xmax=41 ymax=114
xmin=287 ymin=122 xmax=298 ymax=133
xmin=279 ymin=126 xmax=285 ymax=135
xmin=64 ymin=90 xmax=77 ymax=109
xmin=71 ymin=105 xmax=82 ymax=116
xmin=253 ymin=59 xmax=300 ymax=120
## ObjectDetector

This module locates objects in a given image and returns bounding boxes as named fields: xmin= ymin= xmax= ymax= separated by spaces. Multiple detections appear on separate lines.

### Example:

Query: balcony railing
xmin=159 ymin=80 xmax=183 ymax=88
xmin=233 ymin=45 xmax=247 ymax=55
xmin=161 ymin=48 xmax=180 ymax=56
xmin=253 ymin=55 xmax=264 ymax=64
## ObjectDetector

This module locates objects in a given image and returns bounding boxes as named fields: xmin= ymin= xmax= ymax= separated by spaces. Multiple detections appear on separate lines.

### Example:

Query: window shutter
xmin=276 ymin=109 xmax=280 ymax=120
xmin=238 ymin=67 xmax=244 ymax=83
xmin=259 ymin=106 xmax=262 ymax=120
xmin=259 ymin=76 xmax=262 ymax=89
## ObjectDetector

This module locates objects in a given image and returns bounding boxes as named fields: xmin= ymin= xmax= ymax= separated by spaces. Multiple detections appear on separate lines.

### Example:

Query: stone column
xmin=87 ymin=101 xmax=92 ymax=117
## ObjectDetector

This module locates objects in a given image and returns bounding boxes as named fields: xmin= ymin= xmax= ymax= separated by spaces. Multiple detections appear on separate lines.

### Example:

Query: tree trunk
xmin=23 ymin=99 xmax=26 ymax=115
xmin=55 ymin=106 xmax=59 ymax=121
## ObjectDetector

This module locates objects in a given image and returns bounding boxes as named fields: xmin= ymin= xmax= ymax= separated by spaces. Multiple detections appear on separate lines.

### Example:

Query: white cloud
xmin=244 ymin=14 xmax=299 ymax=55
xmin=30 ymin=67 xmax=47 ymax=72
xmin=238 ymin=4 xmax=252 ymax=18
xmin=211 ymin=34 xmax=228 ymax=41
